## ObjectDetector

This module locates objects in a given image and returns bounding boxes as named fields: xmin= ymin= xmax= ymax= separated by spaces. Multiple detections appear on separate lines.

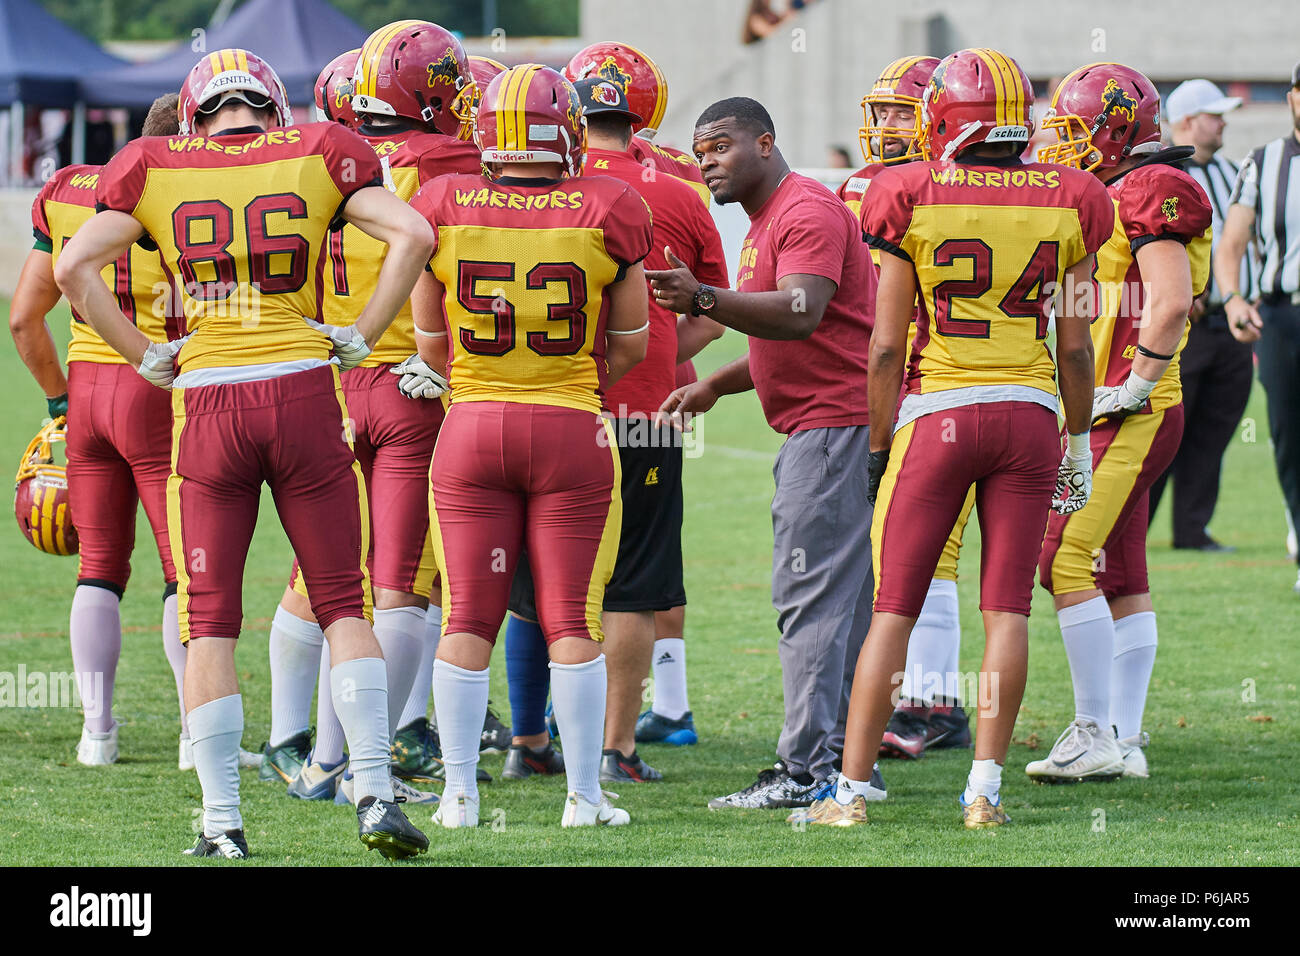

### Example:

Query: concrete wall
xmin=1 ymin=189 xmax=38 ymax=297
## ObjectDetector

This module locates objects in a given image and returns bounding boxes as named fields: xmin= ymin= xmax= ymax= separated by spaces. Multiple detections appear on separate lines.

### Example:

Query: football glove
xmin=1091 ymin=371 xmax=1158 ymax=423
xmin=47 ymin=393 xmax=69 ymax=419
xmin=867 ymin=449 xmax=890 ymax=506
xmin=305 ymin=317 xmax=370 ymax=370
xmin=137 ymin=336 xmax=190 ymax=390
xmin=390 ymin=354 xmax=449 ymax=400
xmin=1053 ymin=450 xmax=1093 ymax=515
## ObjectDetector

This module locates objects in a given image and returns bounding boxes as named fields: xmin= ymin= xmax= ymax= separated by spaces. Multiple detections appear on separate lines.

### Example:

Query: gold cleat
xmin=961 ymin=794 xmax=1010 ymax=829
xmin=791 ymin=795 xmax=869 ymax=827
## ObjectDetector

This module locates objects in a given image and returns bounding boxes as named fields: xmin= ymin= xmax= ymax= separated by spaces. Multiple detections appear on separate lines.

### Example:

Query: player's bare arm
xmin=9 ymin=250 xmax=69 ymax=404
xmin=54 ymin=210 xmax=150 ymax=367
xmin=1055 ymin=255 xmax=1098 ymax=438
xmin=1131 ymin=239 xmax=1195 ymax=380
xmin=411 ymin=270 xmax=449 ymax=370
xmin=1215 ymin=203 xmax=1263 ymax=342
xmin=866 ymin=253 xmax=916 ymax=454
xmin=604 ymin=261 xmax=650 ymax=387
xmin=675 ymin=311 xmax=725 ymax=364
xmin=340 ymin=186 xmax=436 ymax=347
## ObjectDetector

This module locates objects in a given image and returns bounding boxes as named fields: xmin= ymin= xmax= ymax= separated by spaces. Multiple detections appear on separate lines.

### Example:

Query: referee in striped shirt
xmin=1149 ymin=80 xmax=1255 ymax=552
xmin=1217 ymin=61 xmax=1300 ymax=590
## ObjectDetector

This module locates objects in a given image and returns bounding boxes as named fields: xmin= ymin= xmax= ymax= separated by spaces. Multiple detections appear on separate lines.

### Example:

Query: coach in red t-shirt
xmin=650 ymin=96 xmax=877 ymax=810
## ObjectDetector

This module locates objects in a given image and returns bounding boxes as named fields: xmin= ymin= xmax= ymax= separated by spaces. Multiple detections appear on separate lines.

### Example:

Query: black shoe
xmin=183 ymin=829 xmax=249 ymax=859
xmin=501 ymin=742 xmax=565 ymax=779
xmin=424 ymin=722 xmax=493 ymax=783
xmin=926 ymin=702 xmax=972 ymax=750
xmin=480 ymin=704 xmax=511 ymax=754
xmin=880 ymin=702 xmax=929 ymax=759
xmin=391 ymin=717 xmax=443 ymax=783
xmin=357 ymin=795 xmax=429 ymax=860
xmin=259 ymin=729 xmax=311 ymax=783
xmin=1173 ymin=537 xmax=1236 ymax=553
xmin=707 ymin=761 xmax=819 ymax=809
xmin=599 ymin=748 xmax=663 ymax=783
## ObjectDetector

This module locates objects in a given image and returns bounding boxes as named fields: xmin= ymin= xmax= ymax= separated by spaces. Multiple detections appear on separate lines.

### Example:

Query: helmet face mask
xmin=1037 ymin=63 xmax=1162 ymax=172
xmin=450 ymin=56 xmax=507 ymax=142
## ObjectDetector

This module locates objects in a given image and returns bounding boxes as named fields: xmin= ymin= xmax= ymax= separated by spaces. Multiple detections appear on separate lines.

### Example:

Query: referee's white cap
xmin=1165 ymin=79 xmax=1242 ymax=124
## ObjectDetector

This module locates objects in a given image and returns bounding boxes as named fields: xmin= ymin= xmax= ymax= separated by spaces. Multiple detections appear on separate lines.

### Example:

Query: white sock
xmin=964 ymin=758 xmax=1003 ymax=803
xmin=373 ymin=606 xmax=425 ymax=740
xmin=69 ymin=585 xmax=121 ymax=733
xmin=1111 ymin=611 xmax=1158 ymax=740
xmin=550 ymin=655 xmax=606 ymax=805
xmin=329 ymin=657 xmax=392 ymax=803
xmin=161 ymin=594 xmax=188 ymax=737
xmin=650 ymin=638 xmax=689 ymax=719
xmin=1058 ymin=596 xmax=1114 ymax=728
xmin=902 ymin=578 xmax=961 ymax=703
xmin=432 ymin=659 xmax=489 ymax=803
xmin=268 ymin=605 xmax=323 ymax=747
xmin=398 ymin=606 xmax=441 ymax=729
xmin=313 ymin=639 xmax=346 ymax=766
xmin=188 ymin=694 xmax=244 ymax=836
xmin=834 ymin=766 xmax=879 ymax=804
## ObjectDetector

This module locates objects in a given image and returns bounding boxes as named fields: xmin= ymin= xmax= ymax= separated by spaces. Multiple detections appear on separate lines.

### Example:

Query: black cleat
xmin=599 ymin=748 xmax=663 ymax=783
xmin=259 ymin=729 xmax=311 ymax=783
xmin=501 ymin=742 xmax=565 ymax=779
xmin=480 ymin=704 xmax=512 ymax=754
xmin=926 ymin=702 xmax=972 ymax=750
xmin=357 ymin=795 xmax=429 ymax=860
xmin=183 ymin=829 xmax=249 ymax=859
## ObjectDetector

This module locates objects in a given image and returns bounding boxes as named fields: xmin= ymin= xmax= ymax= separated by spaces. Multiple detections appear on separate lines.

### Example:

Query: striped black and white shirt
xmin=1230 ymin=135 xmax=1300 ymax=297
xmin=1187 ymin=153 xmax=1257 ymax=306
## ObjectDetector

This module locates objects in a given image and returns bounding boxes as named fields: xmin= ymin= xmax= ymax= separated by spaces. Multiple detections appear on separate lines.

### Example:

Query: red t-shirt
xmin=583 ymin=147 xmax=729 ymax=416
xmin=739 ymin=173 xmax=874 ymax=434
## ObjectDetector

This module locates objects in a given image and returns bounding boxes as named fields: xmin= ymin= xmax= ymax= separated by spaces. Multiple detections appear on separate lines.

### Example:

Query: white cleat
xmin=1285 ymin=508 xmax=1297 ymax=560
xmin=1025 ymin=719 xmax=1125 ymax=783
xmin=179 ymin=736 xmax=263 ymax=772
xmin=1118 ymin=732 xmax=1150 ymax=778
xmin=561 ymin=789 xmax=630 ymax=827
xmin=432 ymin=793 xmax=479 ymax=828
xmin=336 ymin=773 xmax=438 ymax=806
xmin=77 ymin=723 xmax=119 ymax=766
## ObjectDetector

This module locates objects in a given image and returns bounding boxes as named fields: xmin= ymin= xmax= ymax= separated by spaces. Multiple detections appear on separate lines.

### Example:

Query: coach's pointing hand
xmin=655 ymin=380 xmax=718 ymax=431
xmin=645 ymin=245 xmax=700 ymax=315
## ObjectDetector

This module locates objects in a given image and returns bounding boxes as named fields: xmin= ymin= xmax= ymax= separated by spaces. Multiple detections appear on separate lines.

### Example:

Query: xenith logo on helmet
xmin=1101 ymin=77 xmax=1138 ymax=122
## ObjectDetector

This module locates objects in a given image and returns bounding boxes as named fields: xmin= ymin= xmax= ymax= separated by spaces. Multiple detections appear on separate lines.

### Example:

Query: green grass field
xmin=1 ymin=300 xmax=1296 ymax=866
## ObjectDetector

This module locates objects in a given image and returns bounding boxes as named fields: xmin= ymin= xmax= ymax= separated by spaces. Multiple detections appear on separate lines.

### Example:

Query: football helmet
xmin=563 ymin=42 xmax=667 ymax=137
xmin=14 ymin=418 xmax=77 ymax=556
xmin=178 ymin=49 xmax=292 ymax=136
xmin=918 ymin=48 xmax=1034 ymax=162
xmin=450 ymin=55 xmax=508 ymax=140
xmin=1038 ymin=63 xmax=1162 ymax=172
xmin=859 ymin=55 xmax=940 ymax=165
xmin=315 ymin=49 xmax=361 ymax=127
xmin=351 ymin=20 xmax=469 ymax=137
xmin=475 ymin=65 xmax=586 ymax=177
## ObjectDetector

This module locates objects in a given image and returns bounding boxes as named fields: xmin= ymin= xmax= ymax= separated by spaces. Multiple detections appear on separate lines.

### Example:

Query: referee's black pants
xmin=1255 ymin=299 xmax=1300 ymax=564
xmin=1148 ymin=312 xmax=1253 ymax=546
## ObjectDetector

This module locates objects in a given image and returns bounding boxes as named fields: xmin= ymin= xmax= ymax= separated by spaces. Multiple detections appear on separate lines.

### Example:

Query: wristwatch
xmin=691 ymin=284 xmax=717 ymax=316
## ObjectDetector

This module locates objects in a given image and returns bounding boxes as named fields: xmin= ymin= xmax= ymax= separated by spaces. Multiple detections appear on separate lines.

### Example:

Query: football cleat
xmin=561 ymin=790 xmax=631 ymax=827
xmin=1118 ymin=732 xmax=1150 ymax=778
xmin=335 ymin=772 xmax=438 ymax=806
xmin=1025 ymin=719 xmax=1125 ymax=783
xmin=391 ymin=716 xmax=443 ymax=783
xmin=635 ymin=709 xmax=698 ymax=746
xmin=501 ymin=743 xmax=565 ymax=779
xmin=960 ymin=792 xmax=1010 ymax=829
xmin=926 ymin=702 xmax=972 ymax=750
xmin=286 ymin=758 xmax=347 ymax=800
xmin=432 ymin=792 xmax=480 ymax=829
xmin=76 ymin=723 xmax=118 ymax=766
xmin=545 ymin=701 xmax=559 ymax=739
xmin=805 ymin=795 xmax=870 ymax=827
xmin=708 ymin=762 xmax=820 ymax=810
xmin=259 ymin=729 xmax=311 ymax=783
xmin=183 ymin=829 xmax=249 ymax=859
xmin=599 ymin=748 xmax=663 ymax=783
xmin=357 ymin=795 xmax=429 ymax=860
xmin=787 ymin=765 xmax=887 ymax=823
xmin=880 ymin=702 xmax=929 ymax=759
xmin=480 ymin=704 xmax=511 ymax=754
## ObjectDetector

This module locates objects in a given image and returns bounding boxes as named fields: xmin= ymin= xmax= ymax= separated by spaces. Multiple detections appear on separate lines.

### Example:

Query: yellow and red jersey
xmin=628 ymin=137 xmax=710 ymax=206
xmin=1093 ymin=162 xmax=1212 ymax=412
xmin=410 ymin=173 xmax=653 ymax=415
xmin=861 ymin=158 xmax=1114 ymax=420
xmin=836 ymin=162 xmax=887 ymax=221
xmin=95 ymin=123 xmax=382 ymax=376
xmin=325 ymin=127 xmax=481 ymax=365
xmin=32 ymin=164 xmax=177 ymax=364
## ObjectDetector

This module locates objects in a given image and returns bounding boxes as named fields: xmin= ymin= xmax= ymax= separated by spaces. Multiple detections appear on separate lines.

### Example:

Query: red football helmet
xmin=1038 ymin=63 xmax=1162 ymax=172
xmin=315 ymin=49 xmax=361 ymax=128
xmin=178 ymin=49 xmax=293 ymax=136
xmin=450 ymin=55 xmax=508 ymax=140
xmin=859 ymin=55 xmax=940 ymax=165
xmin=14 ymin=418 xmax=77 ymax=557
xmin=475 ymin=65 xmax=586 ymax=177
xmin=918 ymin=48 xmax=1034 ymax=161
xmin=563 ymin=42 xmax=667 ymax=137
xmin=351 ymin=19 xmax=469 ymax=137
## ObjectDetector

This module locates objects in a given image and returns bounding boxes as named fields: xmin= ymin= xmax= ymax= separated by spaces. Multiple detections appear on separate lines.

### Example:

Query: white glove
xmin=305 ymin=317 xmax=371 ymax=370
xmin=1053 ymin=432 xmax=1092 ymax=515
xmin=137 ymin=335 xmax=190 ymax=390
xmin=390 ymin=354 xmax=449 ymax=400
xmin=1092 ymin=371 xmax=1158 ymax=423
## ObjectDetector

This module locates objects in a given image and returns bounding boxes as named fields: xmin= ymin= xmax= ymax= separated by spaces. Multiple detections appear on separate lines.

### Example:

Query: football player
xmin=1033 ymin=63 xmax=1212 ymax=782
xmin=409 ymin=64 xmax=652 ymax=827
xmin=56 ymin=49 xmax=434 ymax=860
xmin=805 ymin=48 xmax=1114 ymax=828
xmin=838 ymin=55 xmax=977 ymax=761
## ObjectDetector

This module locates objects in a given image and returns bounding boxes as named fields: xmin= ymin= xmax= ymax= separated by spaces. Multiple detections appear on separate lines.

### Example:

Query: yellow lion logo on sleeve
xmin=1162 ymin=196 xmax=1179 ymax=222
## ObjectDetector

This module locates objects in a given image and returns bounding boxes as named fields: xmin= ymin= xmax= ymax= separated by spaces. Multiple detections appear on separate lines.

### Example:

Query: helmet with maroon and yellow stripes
xmin=14 ymin=418 xmax=77 ymax=557
xmin=474 ymin=65 xmax=587 ymax=177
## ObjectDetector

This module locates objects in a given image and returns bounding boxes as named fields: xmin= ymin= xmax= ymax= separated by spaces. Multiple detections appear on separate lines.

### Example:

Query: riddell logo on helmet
xmin=1102 ymin=78 xmax=1138 ymax=122
xmin=427 ymin=48 xmax=460 ymax=88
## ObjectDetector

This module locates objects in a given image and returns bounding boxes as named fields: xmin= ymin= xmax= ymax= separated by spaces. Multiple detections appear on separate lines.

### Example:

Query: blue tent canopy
xmin=80 ymin=0 xmax=369 ymax=110
xmin=0 ymin=0 xmax=127 ymax=107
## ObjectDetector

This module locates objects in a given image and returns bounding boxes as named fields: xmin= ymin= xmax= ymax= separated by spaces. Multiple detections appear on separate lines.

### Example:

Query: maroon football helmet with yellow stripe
xmin=563 ymin=42 xmax=667 ymax=138
xmin=315 ymin=49 xmax=360 ymax=128
xmin=14 ymin=418 xmax=77 ymax=557
xmin=178 ymin=48 xmax=292 ymax=136
xmin=918 ymin=48 xmax=1034 ymax=162
xmin=351 ymin=20 xmax=469 ymax=137
xmin=475 ymin=65 xmax=586 ymax=177
xmin=1038 ymin=63 xmax=1162 ymax=173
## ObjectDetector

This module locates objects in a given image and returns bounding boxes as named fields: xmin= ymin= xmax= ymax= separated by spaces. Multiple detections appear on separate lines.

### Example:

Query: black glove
xmin=867 ymin=449 xmax=890 ymax=506
xmin=47 ymin=393 xmax=68 ymax=420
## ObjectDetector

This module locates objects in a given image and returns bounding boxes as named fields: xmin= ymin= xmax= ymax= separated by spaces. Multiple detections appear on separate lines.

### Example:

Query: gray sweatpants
xmin=771 ymin=424 xmax=874 ymax=780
